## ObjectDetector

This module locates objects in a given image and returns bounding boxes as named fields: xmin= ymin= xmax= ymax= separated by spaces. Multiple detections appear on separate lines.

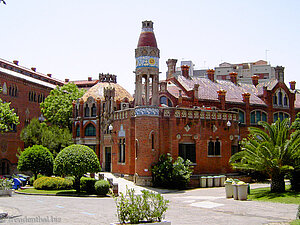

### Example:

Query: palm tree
xmin=230 ymin=118 xmax=300 ymax=193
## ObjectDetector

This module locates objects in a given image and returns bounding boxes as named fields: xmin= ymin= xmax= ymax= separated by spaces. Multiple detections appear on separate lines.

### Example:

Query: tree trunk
xmin=290 ymin=169 xmax=300 ymax=192
xmin=270 ymin=173 xmax=285 ymax=193
xmin=74 ymin=176 xmax=81 ymax=193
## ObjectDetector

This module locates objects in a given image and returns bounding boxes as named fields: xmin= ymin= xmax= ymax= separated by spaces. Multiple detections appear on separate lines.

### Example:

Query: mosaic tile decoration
xmin=135 ymin=107 xmax=159 ymax=116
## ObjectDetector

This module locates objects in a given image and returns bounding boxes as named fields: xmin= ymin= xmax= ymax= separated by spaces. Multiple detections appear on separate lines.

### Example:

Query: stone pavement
xmin=0 ymin=174 xmax=298 ymax=225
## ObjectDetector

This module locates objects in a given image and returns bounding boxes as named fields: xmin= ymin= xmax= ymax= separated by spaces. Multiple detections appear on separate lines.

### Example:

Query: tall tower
xmin=135 ymin=21 xmax=160 ymax=106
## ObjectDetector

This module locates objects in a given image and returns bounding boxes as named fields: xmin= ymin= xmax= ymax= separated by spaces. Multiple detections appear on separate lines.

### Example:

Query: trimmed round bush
xmin=17 ymin=145 xmax=54 ymax=178
xmin=53 ymin=144 xmax=101 ymax=192
xmin=80 ymin=177 xmax=96 ymax=194
xmin=33 ymin=176 xmax=73 ymax=190
xmin=94 ymin=180 xmax=110 ymax=196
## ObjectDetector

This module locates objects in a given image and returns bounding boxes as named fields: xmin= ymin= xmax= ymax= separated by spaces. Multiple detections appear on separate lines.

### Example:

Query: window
xmin=76 ymin=125 xmax=80 ymax=137
xmin=229 ymin=108 xmax=245 ymax=124
xmin=273 ymin=89 xmax=288 ymax=107
xmin=75 ymin=106 xmax=79 ymax=118
xmin=284 ymin=95 xmax=288 ymax=106
xmin=86 ymin=145 xmax=96 ymax=152
xmin=250 ymin=110 xmax=267 ymax=124
xmin=84 ymin=105 xmax=90 ymax=117
xmin=160 ymin=96 xmax=172 ymax=107
xmin=273 ymin=112 xmax=289 ymax=122
xmin=179 ymin=143 xmax=196 ymax=163
xmin=118 ymin=139 xmax=125 ymax=163
xmin=91 ymin=104 xmax=96 ymax=117
xmin=151 ymin=133 xmax=155 ymax=150
xmin=278 ymin=91 xmax=283 ymax=106
xmin=208 ymin=139 xmax=221 ymax=156
xmin=84 ymin=123 xmax=96 ymax=136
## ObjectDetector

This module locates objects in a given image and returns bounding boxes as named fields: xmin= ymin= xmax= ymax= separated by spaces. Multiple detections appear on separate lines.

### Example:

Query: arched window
xmin=273 ymin=112 xmax=290 ymax=122
xmin=84 ymin=105 xmax=90 ymax=117
xmin=250 ymin=110 xmax=267 ymax=124
xmin=284 ymin=95 xmax=288 ymax=106
xmin=160 ymin=96 xmax=172 ymax=107
xmin=151 ymin=133 xmax=155 ymax=150
xmin=91 ymin=104 xmax=96 ymax=117
xmin=229 ymin=108 xmax=245 ymax=124
xmin=85 ymin=123 xmax=96 ymax=136
xmin=278 ymin=91 xmax=283 ymax=106
xmin=76 ymin=125 xmax=80 ymax=137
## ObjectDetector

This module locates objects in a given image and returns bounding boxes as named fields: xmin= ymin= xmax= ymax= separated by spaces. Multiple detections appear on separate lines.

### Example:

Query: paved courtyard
xmin=0 ymin=175 xmax=298 ymax=225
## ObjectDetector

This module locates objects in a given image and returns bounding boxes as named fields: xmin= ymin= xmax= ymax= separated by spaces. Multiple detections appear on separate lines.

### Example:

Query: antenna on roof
xmin=265 ymin=49 xmax=270 ymax=64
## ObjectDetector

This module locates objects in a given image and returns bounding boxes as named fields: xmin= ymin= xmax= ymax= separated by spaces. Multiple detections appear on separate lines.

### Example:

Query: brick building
xmin=72 ymin=20 xmax=300 ymax=186
xmin=0 ymin=58 xmax=64 ymax=175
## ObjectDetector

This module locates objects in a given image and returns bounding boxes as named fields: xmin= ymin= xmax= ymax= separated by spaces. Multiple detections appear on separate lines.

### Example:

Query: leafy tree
xmin=290 ymin=112 xmax=300 ymax=191
xmin=17 ymin=145 xmax=54 ymax=179
xmin=53 ymin=144 xmax=101 ymax=192
xmin=230 ymin=119 xmax=300 ymax=193
xmin=40 ymin=83 xmax=85 ymax=130
xmin=0 ymin=92 xmax=19 ymax=132
xmin=152 ymin=153 xmax=193 ymax=189
xmin=20 ymin=118 xmax=73 ymax=156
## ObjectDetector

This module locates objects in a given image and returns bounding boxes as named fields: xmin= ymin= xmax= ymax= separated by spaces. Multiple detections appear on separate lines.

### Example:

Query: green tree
xmin=230 ymin=119 xmax=300 ymax=193
xmin=20 ymin=118 xmax=73 ymax=156
xmin=0 ymin=92 xmax=19 ymax=132
xmin=53 ymin=144 xmax=101 ymax=192
xmin=40 ymin=83 xmax=85 ymax=130
xmin=17 ymin=145 xmax=54 ymax=179
xmin=152 ymin=153 xmax=193 ymax=189
xmin=290 ymin=112 xmax=300 ymax=191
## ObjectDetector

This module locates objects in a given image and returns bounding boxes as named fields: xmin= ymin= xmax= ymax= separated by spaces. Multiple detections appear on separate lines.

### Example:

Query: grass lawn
xmin=290 ymin=220 xmax=300 ymax=225
xmin=248 ymin=186 xmax=300 ymax=204
xmin=17 ymin=188 xmax=99 ymax=196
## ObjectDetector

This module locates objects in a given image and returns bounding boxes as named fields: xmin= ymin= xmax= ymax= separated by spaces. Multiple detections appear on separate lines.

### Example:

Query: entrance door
xmin=179 ymin=143 xmax=196 ymax=163
xmin=105 ymin=147 xmax=112 ymax=172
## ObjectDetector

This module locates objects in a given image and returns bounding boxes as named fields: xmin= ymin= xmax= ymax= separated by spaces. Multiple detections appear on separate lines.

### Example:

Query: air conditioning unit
xmin=121 ymin=103 xmax=129 ymax=110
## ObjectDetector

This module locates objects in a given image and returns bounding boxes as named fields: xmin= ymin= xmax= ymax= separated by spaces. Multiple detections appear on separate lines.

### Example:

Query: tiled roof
xmin=137 ymin=32 xmax=157 ymax=48
xmin=171 ymin=75 xmax=267 ymax=105
xmin=81 ymin=82 xmax=133 ymax=102
xmin=71 ymin=80 xmax=99 ymax=85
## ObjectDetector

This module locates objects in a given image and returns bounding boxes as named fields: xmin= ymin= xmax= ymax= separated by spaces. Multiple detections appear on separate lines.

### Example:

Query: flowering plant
xmin=0 ymin=177 xmax=13 ymax=190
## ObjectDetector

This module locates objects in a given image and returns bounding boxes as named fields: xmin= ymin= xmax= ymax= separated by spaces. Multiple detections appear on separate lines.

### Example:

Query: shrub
xmin=94 ymin=180 xmax=110 ymax=196
xmin=17 ymin=145 xmax=54 ymax=179
xmin=152 ymin=153 xmax=193 ymax=189
xmin=53 ymin=144 xmax=101 ymax=192
xmin=80 ymin=177 xmax=96 ymax=194
xmin=33 ymin=176 xmax=73 ymax=190
xmin=114 ymin=188 xmax=169 ymax=224
xmin=29 ymin=174 xmax=46 ymax=186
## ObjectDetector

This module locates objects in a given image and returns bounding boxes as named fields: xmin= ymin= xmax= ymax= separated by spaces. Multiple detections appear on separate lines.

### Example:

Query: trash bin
xmin=225 ymin=179 xmax=233 ymax=198
xmin=232 ymin=184 xmax=239 ymax=200
xmin=220 ymin=175 xmax=226 ymax=187
xmin=207 ymin=176 xmax=213 ymax=187
xmin=213 ymin=176 xmax=221 ymax=187
xmin=237 ymin=183 xmax=248 ymax=200
xmin=200 ymin=176 xmax=207 ymax=188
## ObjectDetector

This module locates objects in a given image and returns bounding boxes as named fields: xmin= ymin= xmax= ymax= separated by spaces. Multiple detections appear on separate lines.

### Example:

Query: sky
xmin=1 ymin=0 xmax=299 ymax=94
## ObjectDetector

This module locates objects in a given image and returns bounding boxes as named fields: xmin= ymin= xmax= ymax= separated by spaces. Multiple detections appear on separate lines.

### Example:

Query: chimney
xmin=181 ymin=65 xmax=190 ymax=79
xmin=65 ymin=78 xmax=69 ymax=83
xmin=229 ymin=72 xmax=238 ymax=85
xmin=207 ymin=69 xmax=215 ymax=82
xmin=13 ymin=60 xmax=19 ymax=65
xmin=251 ymin=75 xmax=259 ymax=87
xmin=194 ymin=84 xmax=199 ymax=100
xmin=31 ymin=67 xmax=36 ymax=72
xmin=166 ymin=59 xmax=178 ymax=79
xmin=88 ymin=77 xmax=92 ymax=81
xmin=275 ymin=66 xmax=285 ymax=83
xmin=242 ymin=92 xmax=251 ymax=103
xmin=217 ymin=89 xmax=227 ymax=110
xmin=47 ymin=74 xmax=52 ymax=77
xmin=289 ymin=81 xmax=296 ymax=91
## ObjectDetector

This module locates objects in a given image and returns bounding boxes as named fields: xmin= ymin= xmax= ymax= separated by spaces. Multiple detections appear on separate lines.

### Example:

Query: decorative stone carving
xmin=175 ymin=110 xmax=180 ymax=118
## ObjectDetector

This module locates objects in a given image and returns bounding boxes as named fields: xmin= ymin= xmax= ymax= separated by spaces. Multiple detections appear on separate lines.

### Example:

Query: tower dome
xmin=137 ymin=21 xmax=157 ymax=48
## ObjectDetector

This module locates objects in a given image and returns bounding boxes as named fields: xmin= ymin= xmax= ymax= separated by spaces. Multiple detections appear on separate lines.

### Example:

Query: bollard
xmin=112 ymin=183 xmax=119 ymax=196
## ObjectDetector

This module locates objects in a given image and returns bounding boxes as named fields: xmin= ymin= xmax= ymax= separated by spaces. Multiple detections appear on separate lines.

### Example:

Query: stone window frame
xmin=250 ymin=110 xmax=268 ymax=125
xmin=273 ymin=88 xmax=289 ymax=107
xmin=207 ymin=138 xmax=222 ymax=157
xmin=84 ymin=123 xmax=96 ymax=137
xmin=118 ymin=138 xmax=126 ymax=164
xmin=159 ymin=95 xmax=173 ymax=107
xmin=273 ymin=111 xmax=290 ymax=122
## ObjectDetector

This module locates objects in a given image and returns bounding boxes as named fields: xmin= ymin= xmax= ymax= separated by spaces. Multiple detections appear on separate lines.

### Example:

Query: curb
xmin=14 ymin=191 xmax=111 ymax=198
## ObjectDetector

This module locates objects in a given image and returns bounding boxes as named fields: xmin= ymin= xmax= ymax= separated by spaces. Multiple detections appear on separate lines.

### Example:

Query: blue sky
xmin=1 ymin=0 xmax=299 ymax=94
